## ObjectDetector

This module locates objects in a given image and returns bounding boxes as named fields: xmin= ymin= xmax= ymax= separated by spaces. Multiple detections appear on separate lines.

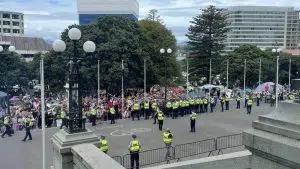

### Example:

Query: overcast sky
xmin=0 ymin=0 xmax=299 ymax=43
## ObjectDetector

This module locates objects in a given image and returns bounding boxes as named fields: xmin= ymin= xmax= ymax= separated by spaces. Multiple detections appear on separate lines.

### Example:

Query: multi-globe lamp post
xmin=52 ymin=28 xmax=96 ymax=134
xmin=0 ymin=45 xmax=16 ymax=115
xmin=272 ymin=47 xmax=281 ymax=110
xmin=160 ymin=48 xmax=172 ymax=101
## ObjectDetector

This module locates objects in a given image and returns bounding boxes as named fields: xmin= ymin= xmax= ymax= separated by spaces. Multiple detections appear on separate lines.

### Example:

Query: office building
xmin=77 ymin=0 xmax=139 ymax=25
xmin=224 ymin=6 xmax=300 ymax=52
xmin=0 ymin=11 xmax=24 ymax=36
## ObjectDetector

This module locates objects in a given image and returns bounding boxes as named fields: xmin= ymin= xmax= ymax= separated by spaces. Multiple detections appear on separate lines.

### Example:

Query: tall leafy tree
xmin=145 ymin=9 xmax=164 ymax=23
xmin=138 ymin=19 xmax=179 ymax=87
xmin=186 ymin=5 xmax=230 ymax=80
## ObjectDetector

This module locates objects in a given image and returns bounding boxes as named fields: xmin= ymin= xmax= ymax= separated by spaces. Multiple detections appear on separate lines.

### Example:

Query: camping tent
xmin=254 ymin=82 xmax=285 ymax=93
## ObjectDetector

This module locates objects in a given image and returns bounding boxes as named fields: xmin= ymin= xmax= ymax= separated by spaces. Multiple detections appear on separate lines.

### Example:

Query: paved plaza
xmin=0 ymin=102 xmax=275 ymax=169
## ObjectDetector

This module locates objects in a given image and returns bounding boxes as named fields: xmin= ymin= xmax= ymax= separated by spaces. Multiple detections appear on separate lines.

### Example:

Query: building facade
xmin=0 ymin=11 xmax=24 ymax=36
xmin=224 ymin=6 xmax=300 ymax=52
xmin=77 ymin=0 xmax=139 ymax=25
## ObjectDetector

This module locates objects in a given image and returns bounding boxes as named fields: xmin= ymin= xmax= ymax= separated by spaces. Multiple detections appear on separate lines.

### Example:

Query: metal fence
xmin=216 ymin=133 xmax=243 ymax=155
xmin=112 ymin=156 xmax=123 ymax=165
xmin=174 ymin=138 xmax=216 ymax=161
xmin=113 ymin=133 xmax=243 ymax=168
xmin=122 ymin=147 xmax=172 ymax=169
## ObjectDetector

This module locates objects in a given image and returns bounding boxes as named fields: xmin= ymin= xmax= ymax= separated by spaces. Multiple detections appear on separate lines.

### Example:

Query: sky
xmin=0 ymin=0 xmax=299 ymax=43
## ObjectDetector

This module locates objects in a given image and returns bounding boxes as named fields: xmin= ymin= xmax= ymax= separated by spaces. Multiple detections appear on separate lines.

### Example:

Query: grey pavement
xmin=0 ymin=101 xmax=275 ymax=169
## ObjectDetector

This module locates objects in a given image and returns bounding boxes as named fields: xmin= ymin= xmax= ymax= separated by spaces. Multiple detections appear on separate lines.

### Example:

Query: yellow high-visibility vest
xmin=129 ymin=140 xmax=140 ymax=152
xmin=158 ymin=112 xmax=164 ymax=120
xmin=247 ymin=99 xmax=253 ymax=106
xmin=191 ymin=112 xmax=197 ymax=120
xmin=100 ymin=139 xmax=109 ymax=152
xmin=163 ymin=132 xmax=173 ymax=144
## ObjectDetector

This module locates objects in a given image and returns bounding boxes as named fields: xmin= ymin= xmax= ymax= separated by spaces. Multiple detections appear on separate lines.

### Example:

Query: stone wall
xmin=144 ymin=150 xmax=252 ymax=169
xmin=71 ymin=144 xmax=125 ymax=169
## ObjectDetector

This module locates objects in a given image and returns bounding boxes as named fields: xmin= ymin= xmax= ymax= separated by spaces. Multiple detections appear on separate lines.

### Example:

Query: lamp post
xmin=244 ymin=59 xmax=246 ymax=98
xmin=272 ymin=47 xmax=281 ymax=110
xmin=160 ymin=48 xmax=172 ymax=101
xmin=259 ymin=48 xmax=265 ymax=93
xmin=53 ymin=28 xmax=96 ymax=133
xmin=0 ymin=45 xmax=16 ymax=115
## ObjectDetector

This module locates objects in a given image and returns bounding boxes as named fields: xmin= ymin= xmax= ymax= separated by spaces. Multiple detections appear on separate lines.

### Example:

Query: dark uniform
xmin=247 ymin=98 xmax=253 ymax=114
xmin=236 ymin=94 xmax=241 ymax=109
xmin=129 ymin=135 xmax=141 ymax=169
xmin=151 ymin=102 xmax=157 ymax=124
xmin=220 ymin=95 xmax=225 ymax=112
xmin=132 ymin=102 xmax=140 ymax=121
xmin=225 ymin=95 xmax=230 ymax=110
xmin=90 ymin=108 xmax=97 ymax=126
xmin=22 ymin=117 xmax=33 ymax=142
xmin=1 ymin=117 xmax=12 ymax=138
xmin=256 ymin=94 xmax=261 ymax=106
xmin=210 ymin=97 xmax=214 ymax=113
xmin=60 ymin=110 xmax=67 ymax=129
xmin=157 ymin=110 xmax=164 ymax=131
xmin=144 ymin=101 xmax=150 ymax=120
xmin=203 ymin=98 xmax=208 ymax=113
xmin=110 ymin=107 xmax=116 ymax=124
xmin=190 ymin=112 xmax=197 ymax=132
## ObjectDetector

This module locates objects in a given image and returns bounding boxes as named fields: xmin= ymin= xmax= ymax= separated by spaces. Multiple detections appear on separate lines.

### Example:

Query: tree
xmin=146 ymin=9 xmax=164 ymax=23
xmin=138 ymin=19 xmax=179 ymax=87
xmin=186 ymin=5 xmax=230 ymax=80
xmin=0 ymin=52 xmax=29 ymax=93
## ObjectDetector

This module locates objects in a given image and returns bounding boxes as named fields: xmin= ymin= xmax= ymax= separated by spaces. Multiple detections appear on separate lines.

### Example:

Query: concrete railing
xmin=71 ymin=144 xmax=125 ymax=169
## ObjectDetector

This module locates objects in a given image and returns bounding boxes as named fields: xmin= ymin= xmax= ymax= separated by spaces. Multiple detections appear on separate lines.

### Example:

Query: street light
xmin=0 ymin=45 xmax=16 ymax=115
xmin=272 ymin=47 xmax=281 ymax=110
xmin=53 ymin=27 xmax=96 ymax=133
xmin=160 ymin=48 xmax=172 ymax=101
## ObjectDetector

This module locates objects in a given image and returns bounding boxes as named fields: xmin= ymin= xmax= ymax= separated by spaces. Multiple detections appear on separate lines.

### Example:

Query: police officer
xmin=247 ymin=97 xmax=253 ymax=114
xmin=60 ymin=109 xmax=67 ymax=129
xmin=256 ymin=93 xmax=261 ymax=106
xmin=225 ymin=95 xmax=230 ymax=110
xmin=157 ymin=109 xmax=164 ymax=131
xmin=184 ymin=99 xmax=189 ymax=115
xmin=22 ymin=116 xmax=33 ymax=142
xmin=151 ymin=101 xmax=157 ymax=124
xmin=90 ymin=108 xmax=97 ymax=126
xmin=220 ymin=94 xmax=225 ymax=112
xmin=236 ymin=93 xmax=241 ymax=109
xmin=110 ymin=106 xmax=116 ymax=124
xmin=1 ymin=116 xmax=12 ymax=138
xmin=189 ymin=98 xmax=195 ymax=114
xmin=190 ymin=112 xmax=197 ymax=132
xmin=203 ymin=97 xmax=208 ymax=113
xmin=128 ymin=134 xmax=141 ymax=169
xmin=99 ymin=135 xmax=109 ymax=154
xmin=199 ymin=97 xmax=203 ymax=113
xmin=144 ymin=100 xmax=150 ymax=120
xmin=163 ymin=129 xmax=173 ymax=159
xmin=132 ymin=101 xmax=140 ymax=121
xmin=166 ymin=100 xmax=172 ymax=117
xmin=172 ymin=100 xmax=179 ymax=119
xmin=210 ymin=96 xmax=214 ymax=113
xmin=271 ymin=94 xmax=275 ymax=107
xmin=179 ymin=99 xmax=184 ymax=116
xmin=244 ymin=94 xmax=249 ymax=108
xmin=195 ymin=98 xmax=200 ymax=113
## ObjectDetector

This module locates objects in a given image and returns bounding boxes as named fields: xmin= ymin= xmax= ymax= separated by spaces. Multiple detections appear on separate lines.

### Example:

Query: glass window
xmin=12 ymin=21 xmax=19 ymax=26
xmin=3 ymin=21 xmax=10 ymax=25
xmin=12 ymin=14 xmax=19 ymax=19
xmin=13 ymin=29 xmax=20 ymax=33
xmin=3 ymin=13 xmax=10 ymax=18
xmin=3 ymin=28 xmax=11 ymax=33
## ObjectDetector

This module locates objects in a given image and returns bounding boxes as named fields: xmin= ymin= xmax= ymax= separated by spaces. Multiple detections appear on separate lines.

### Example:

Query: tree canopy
xmin=186 ymin=5 xmax=230 ymax=80
xmin=27 ymin=16 xmax=179 ymax=95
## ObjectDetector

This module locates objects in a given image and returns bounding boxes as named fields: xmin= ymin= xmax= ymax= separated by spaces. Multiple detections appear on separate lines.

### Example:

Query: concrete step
xmin=252 ymin=120 xmax=300 ymax=140
xmin=258 ymin=115 xmax=300 ymax=131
